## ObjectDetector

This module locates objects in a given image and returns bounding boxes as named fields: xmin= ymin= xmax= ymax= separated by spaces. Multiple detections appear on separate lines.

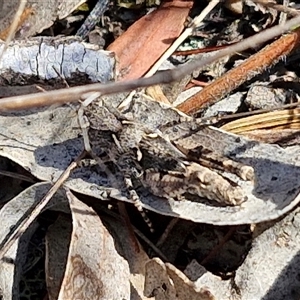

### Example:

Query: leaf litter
xmin=0 ymin=0 xmax=300 ymax=299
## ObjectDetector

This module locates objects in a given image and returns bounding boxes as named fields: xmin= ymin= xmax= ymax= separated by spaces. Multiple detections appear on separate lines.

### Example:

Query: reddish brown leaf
xmin=108 ymin=0 xmax=193 ymax=80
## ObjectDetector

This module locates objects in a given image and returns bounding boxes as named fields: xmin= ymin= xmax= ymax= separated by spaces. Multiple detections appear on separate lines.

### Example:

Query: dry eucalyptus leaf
xmin=0 ymin=0 xmax=86 ymax=39
xmin=0 ymin=104 xmax=120 ymax=200
xmin=101 ymin=213 xmax=151 ymax=300
xmin=0 ymin=98 xmax=300 ymax=225
xmin=202 ymin=92 xmax=244 ymax=118
xmin=182 ymin=260 xmax=233 ymax=300
xmin=0 ymin=223 xmax=38 ymax=300
xmin=57 ymin=190 xmax=130 ymax=300
xmin=57 ymin=0 xmax=87 ymax=20
xmin=107 ymin=0 xmax=192 ymax=80
xmin=144 ymin=258 xmax=215 ymax=300
xmin=233 ymin=206 xmax=300 ymax=299
xmin=46 ymin=214 xmax=72 ymax=300
xmin=45 ymin=194 xmax=150 ymax=300
xmin=194 ymin=206 xmax=300 ymax=299
xmin=144 ymin=257 xmax=180 ymax=300
xmin=0 ymin=182 xmax=67 ymax=299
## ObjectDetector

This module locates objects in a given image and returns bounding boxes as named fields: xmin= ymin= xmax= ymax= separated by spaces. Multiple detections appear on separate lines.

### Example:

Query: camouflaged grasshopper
xmin=80 ymin=91 xmax=254 ymax=226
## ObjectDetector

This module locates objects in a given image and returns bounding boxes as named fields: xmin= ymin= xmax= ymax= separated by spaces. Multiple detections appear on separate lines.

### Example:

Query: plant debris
xmin=0 ymin=0 xmax=300 ymax=299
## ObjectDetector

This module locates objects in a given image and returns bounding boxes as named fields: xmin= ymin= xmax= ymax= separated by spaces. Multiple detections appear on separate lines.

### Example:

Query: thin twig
xmin=0 ymin=152 xmax=84 ymax=260
xmin=133 ymin=227 xmax=169 ymax=261
xmin=156 ymin=218 xmax=179 ymax=248
xmin=76 ymin=0 xmax=109 ymax=38
xmin=0 ymin=15 xmax=299 ymax=111
xmin=253 ymin=0 xmax=300 ymax=17
xmin=145 ymin=0 xmax=221 ymax=77
xmin=200 ymin=226 xmax=238 ymax=265
xmin=0 ymin=0 xmax=27 ymax=62
xmin=177 ymin=27 xmax=300 ymax=114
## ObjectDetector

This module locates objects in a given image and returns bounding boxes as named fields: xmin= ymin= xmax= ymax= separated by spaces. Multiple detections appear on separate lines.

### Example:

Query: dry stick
xmin=0 ymin=15 xmax=300 ymax=112
xmin=117 ymin=202 xmax=140 ymax=253
xmin=200 ymin=226 xmax=238 ymax=265
xmin=0 ymin=153 xmax=84 ymax=260
xmin=144 ymin=0 xmax=219 ymax=104
xmin=132 ymin=227 xmax=168 ymax=262
xmin=177 ymin=27 xmax=300 ymax=114
xmin=0 ymin=0 xmax=27 ymax=61
xmin=252 ymin=0 xmax=300 ymax=17
xmin=145 ymin=0 xmax=221 ymax=77
xmin=156 ymin=218 xmax=179 ymax=248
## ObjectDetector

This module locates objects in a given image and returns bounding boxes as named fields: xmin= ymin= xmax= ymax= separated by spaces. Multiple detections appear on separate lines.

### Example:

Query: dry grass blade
xmin=221 ymin=108 xmax=300 ymax=133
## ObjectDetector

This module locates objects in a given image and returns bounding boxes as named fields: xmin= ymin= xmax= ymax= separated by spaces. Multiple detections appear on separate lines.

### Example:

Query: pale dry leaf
xmin=0 ymin=223 xmax=38 ymax=300
xmin=0 ymin=97 xmax=300 ymax=225
xmin=0 ymin=182 xmax=68 ymax=299
xmin=0 ymin=104 xmax=120 ymax=200
xmin=144 ymin=257 xmax=178 ymax=300
xmin=203 ymin=92 xmax=244 ymax=118
xmin=101 ymin=213 xmax=151 ymax=300
xmin=57 ymin=190 xmax=131 ymax=300
xmin=58 ymin=0 xmax=87 ymax=19
xmin=195 ymin=206 xmax=300 ymax=299
xmin=46 ymin=214 xmax=72 ymax=300
xmin=144 ymin=258 xmax=215 ymax=300
xmin=166 ymin=263 xmax=215 ymax=300
xmin=233 ymin=206 xmax=300 ymax=300
xmin=47 ymin=193 xmax=151 ymax=300
xmin=182 ymin=260 xmax=233 ymax=300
